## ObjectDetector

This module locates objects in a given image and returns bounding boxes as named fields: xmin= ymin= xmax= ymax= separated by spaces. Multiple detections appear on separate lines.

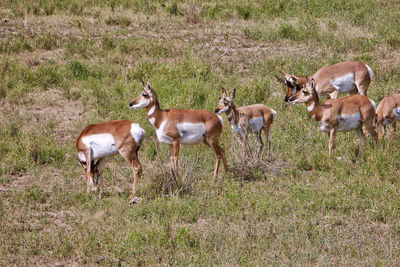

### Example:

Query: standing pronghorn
xmin=275 ymin=61 xmax=374 ymax=101
xmin=214 ymin=87 xmax=276 ymax=160
xmin=76 ymin=120 xmax=145 ymax=203
xmin=288 ymin=77 xmax=378 ymax=157
xmin=129 ymin=82 xmax=228 ymax=179
xmin=376 ymin=94 xmax=400 ymax=140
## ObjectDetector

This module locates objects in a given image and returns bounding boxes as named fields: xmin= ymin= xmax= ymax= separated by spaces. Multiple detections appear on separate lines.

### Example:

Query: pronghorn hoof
xmin=130 ymin=197 xmax=142 ymax=204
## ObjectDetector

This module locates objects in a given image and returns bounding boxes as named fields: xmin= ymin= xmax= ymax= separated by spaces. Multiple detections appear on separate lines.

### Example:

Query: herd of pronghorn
xmin=76 ymin=60 xmax=400 ymax=203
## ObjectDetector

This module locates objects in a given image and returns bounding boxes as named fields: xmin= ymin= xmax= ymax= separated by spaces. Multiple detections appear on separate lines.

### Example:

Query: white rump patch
xmin=337 ymin=113 xmax=361 ymax=132
xmin=249 ymin=117 xmax=264 ymax=133
xmin=216 ymin=114 xmax=224 ymax=126
xmin=78 ymin=152 xmax=86 ymax=163
xmin=130 ymin=123 xmax=145 ymax=145
xmin=331 ymin=73 xmax=355 ymax=93
xmin=155 ymin=120 xmax=173 ymax=144
xmin=81 ymin=134 xmax=119 ymax=159
xmin=365 ymin=64 xmax=374 ymax=80
xmin=393 ymin=107 xmax=400 ymax=120
xmin=177 ymin=122 xmax=206 ymax=145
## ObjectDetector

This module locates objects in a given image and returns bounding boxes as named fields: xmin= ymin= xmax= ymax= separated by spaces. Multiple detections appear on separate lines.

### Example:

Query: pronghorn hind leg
xmin=84 ymin=150 xmax=93 ymax=193
xmin=96 ymin=159 xmax=106 ymax=199
xmin=328 ymin=128 xmax=337 ymax=157
xmin=355 ymin=127 xmax=367 ymax=157
xmin=254 ymin=131 xmax=263 ymax=159
xmin=355 ymin=79 xmax=370 ymax=96
xmin=120 ymin=149 xmax=142 ymax=203
xmin=262 ymin=125 xmax=271 ymax=161
xmin=207 ymin=136 xmax=228 ymax=178
xmin=382 ymin=124 xmax=387 ymax=138
xmin=131 ymin=151 xmax=142 ymax=203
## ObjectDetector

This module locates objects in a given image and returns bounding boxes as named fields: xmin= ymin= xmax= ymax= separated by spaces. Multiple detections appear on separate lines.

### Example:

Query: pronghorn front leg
xmin=328 ymin=127 xmax=337 ymax=157
xmin=169 ymin=140 xmax=180 ymax=181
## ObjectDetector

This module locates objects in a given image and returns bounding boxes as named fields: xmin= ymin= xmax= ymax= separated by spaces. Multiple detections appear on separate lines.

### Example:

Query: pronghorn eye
xmin=142 ymin=93 xmax=148 ymax=97
xmin=302 ymin=90 xmax=308 ymax=95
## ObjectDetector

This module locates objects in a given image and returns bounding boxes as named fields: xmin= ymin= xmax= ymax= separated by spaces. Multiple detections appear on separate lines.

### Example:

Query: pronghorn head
xmin=129 ymin=81 xmax=156 ymax=109
xmin=275 ymin=72 xmax=301 ymax=102
xmin=78 ymin=159 xmax=101 ymax=186
xmin=288 ymin=77 xmax=316 ymax=104
xmin=215 ymin=87 xmax=236 ymax=114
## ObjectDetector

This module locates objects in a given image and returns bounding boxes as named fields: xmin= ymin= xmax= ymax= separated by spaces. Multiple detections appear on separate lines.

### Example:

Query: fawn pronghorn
xmin=275 ymin=61 xmax=374 ymax=101
xmin=76 ymin=120 xmax=145 ymax=203
xmin=129 ymin=82 xmax=228 ymax=179
xmin=376 ymin=94 xmax=400 ymax=140
xmin=288 ymin=77 xmax=378 ymax=157
xmin=214 ymin=87 xmax=276 ymax=159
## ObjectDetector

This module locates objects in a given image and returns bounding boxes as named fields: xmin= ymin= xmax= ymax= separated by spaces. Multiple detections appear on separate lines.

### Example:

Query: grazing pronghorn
xmin=129 ymin=82 xmax=228 ymax=179
xmin=76 ymin=120 xmax=145 ymax=203
xmin=376 ymin=94 xmax=400 ymax=140
xmin=214 ymin=87 xmax=276 ymax=159
xmin=275 ymin=61 xmax=374 ymax=101
xmin=288 ymin=77 xmax=378 ymax=157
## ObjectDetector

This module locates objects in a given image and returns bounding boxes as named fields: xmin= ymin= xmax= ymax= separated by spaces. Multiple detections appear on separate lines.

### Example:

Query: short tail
xmin=270 ymin=108 xmax=277 ymax=119
xmin=365 ymin=64 xmax=374 ymax=80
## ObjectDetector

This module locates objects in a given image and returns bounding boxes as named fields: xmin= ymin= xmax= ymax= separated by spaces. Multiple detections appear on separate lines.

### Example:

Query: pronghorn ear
xmin=275 ymin=72 xmax=287 ymax=83
xmin=222 ymin=87 xmax=227 ymax=98
xmin=146 ymin=82 xmax=152 ymax=91
xmin=275 ymin=74 xmax=285 ymax=84
xmin=232 ymin=88 xmax=236 ymax=100
xmin=310 ymin=78 xmax=315 ymax=90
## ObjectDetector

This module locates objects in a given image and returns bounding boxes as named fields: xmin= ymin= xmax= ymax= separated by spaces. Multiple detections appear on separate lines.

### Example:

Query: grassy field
xmin=1 ymin=0 xmax=400 ymax=265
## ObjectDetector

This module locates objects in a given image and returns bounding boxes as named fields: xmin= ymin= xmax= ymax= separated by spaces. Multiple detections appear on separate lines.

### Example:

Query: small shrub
xmin=236 ymin=6 xmax=251 ymax=20
xmin=166 ymin=2 xmax=182 ymax=16
xmin=105 ymin=16 xmax=131 ymax=26
xmin=68 ymin=61 xmax=89 ymax=80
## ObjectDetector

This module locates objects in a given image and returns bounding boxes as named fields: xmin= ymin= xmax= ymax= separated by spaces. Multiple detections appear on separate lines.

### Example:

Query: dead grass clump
xmin=184 ymin=5 xmax=202 ymax=25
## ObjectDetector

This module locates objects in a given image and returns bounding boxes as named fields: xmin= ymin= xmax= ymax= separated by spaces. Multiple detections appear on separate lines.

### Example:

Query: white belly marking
xmin=249 ymin=117 xmax=264 ymax=133
xmin=337 ymin=113 xmax=361 ymax=132
xmin=178 ymin=122 xmax=206 ymax=145
xmin=81 ymin=134 xmax=119 ymax=160
xmin=331 ymin=73 xmax=355 ymax=93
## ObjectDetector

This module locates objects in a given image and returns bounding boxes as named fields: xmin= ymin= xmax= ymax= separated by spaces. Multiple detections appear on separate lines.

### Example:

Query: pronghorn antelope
xmin=275 ymin=61 xmax=374 ymax=101
xmin=129 ymin=82 xmax=228 ymax=179
xmin=214 ymin=87 xmax=276 ymax=160
xmin=288 ymin=77 xmax=378 ymax=157
xmin=76 ymin=120 xmax=145 ymax=203
xmin=376 ymin=94 xmax=400 ymax=140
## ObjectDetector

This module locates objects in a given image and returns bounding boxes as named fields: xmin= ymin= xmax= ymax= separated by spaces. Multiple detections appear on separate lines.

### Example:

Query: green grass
xmin=1 ymin=0 xmax=400 ymax=265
